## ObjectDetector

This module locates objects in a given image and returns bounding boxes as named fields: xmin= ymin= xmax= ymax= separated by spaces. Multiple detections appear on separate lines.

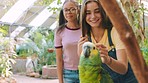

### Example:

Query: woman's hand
xmin=95 ymin=43 xmax=111 ymax=65
xmin=77 ymin=36 xmax=88 ymax=56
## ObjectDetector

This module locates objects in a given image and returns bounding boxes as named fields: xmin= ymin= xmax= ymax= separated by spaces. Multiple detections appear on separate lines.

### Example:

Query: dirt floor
xmin=13 ymin=74 xmax=59 ymax=83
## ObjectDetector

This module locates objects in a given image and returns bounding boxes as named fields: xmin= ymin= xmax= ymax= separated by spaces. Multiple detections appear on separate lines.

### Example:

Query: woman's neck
xmin=91 ymin=27 xmax=105 ymax=43
xmin=66 ymin=21 xmax=79 ymax=29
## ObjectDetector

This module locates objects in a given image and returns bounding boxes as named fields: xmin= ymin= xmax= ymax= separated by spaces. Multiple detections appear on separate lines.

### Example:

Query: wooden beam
xmin=98 ymin=0 xmax=148 ymax=83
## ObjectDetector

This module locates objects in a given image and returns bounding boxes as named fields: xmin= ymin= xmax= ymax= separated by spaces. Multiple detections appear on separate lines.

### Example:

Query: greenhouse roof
xmin=0 ymin=0 xmax=65 ymax=38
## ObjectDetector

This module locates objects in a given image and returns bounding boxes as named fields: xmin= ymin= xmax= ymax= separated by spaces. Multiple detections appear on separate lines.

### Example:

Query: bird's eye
xmin=93 ymin=47 xmax=95 ymax=50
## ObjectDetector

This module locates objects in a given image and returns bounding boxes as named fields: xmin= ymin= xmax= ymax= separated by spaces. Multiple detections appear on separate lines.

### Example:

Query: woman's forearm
xmin=57 ymin=60 xmax=63 ymax=83
xmin=106 ymin=57 xmax=128 ymax=74
xmin=56 ymin=48 xmax=64 ymax=83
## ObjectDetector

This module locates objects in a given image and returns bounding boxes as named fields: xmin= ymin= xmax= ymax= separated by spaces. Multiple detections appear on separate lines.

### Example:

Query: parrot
xmin=78 ymin=42 xmax=113 ymax=83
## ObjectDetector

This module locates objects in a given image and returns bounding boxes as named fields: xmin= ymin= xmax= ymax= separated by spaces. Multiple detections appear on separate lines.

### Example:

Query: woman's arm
xmin=96 ymin=43 xmax=128 ymax=74
xmin=55 ymin=48 xmax=64 ymax=83
xmin=108 ymin=49 xmax=128 ymax=74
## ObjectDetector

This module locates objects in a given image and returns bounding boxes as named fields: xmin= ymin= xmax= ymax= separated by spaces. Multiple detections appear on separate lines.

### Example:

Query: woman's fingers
xmin=100 ymin=47 xmax=108 ymax=55
xmin=95 ymin=43 xmax=110 ymax=64
xmin=95 ymin=43 xmax=108 ymax=54
xmin=79 ymin=36 xmax=88 ymax=44
xmin=95 ymin=43 xmax=106 ymax=48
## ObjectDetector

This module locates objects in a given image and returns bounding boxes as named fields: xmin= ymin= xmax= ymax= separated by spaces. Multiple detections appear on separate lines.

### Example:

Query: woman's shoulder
xmin=55 ymin=25 xmax=66 ymax=34
xmin=110 ymin=27 xmax=119 ymax=36
xmin=110 ymin=27 xmax=125 ymax=49
xmin=111 ymin=27 xmax=117 ymax=32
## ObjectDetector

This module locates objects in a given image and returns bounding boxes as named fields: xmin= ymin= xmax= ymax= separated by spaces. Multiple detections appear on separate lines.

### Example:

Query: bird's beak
xmin=84 ymin=46 xmax=90 ymax=58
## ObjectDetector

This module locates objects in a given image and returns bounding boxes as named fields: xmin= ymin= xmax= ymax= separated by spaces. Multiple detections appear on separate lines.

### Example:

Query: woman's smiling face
xmin=85 ymin=1 xmax=102 ymax=28
xmin=63 ymin=1 xmax=78 ymax=22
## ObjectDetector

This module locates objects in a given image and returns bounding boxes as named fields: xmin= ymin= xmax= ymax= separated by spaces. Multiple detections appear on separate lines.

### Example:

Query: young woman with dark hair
xmin=54 ymin=0 xmax=81 ymax=83
xmin=78 ymin=0 xmax=138 ymax=83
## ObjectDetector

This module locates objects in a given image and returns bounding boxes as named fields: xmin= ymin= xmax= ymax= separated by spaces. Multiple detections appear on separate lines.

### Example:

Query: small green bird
xmin=78 ymin=42 xmax=113 ymax=83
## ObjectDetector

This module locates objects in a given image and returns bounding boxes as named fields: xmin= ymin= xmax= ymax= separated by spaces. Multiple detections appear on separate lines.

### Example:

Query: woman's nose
xmin=90 ymin=12 xmax=96 ymax=18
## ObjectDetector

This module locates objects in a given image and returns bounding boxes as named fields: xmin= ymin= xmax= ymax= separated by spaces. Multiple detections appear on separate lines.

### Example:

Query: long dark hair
xmin=56 ymin=0 xmax=79 ymax=34
xmin=80 ymin=0 xmax=113 ymax=37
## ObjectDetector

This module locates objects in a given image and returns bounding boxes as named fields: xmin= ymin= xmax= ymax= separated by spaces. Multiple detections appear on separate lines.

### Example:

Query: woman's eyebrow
xmin=86 ymin=7 xmax=100 ymax=11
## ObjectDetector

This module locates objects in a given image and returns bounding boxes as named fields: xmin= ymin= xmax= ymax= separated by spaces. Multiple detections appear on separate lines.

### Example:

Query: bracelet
xmin=107 ymin=57 xmax=112 ymax=65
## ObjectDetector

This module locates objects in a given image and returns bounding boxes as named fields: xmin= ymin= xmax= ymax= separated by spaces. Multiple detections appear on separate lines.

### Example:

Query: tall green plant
xmin=33 ymin=30 xmax=55 ymax=65
xmin=0 ymin=34 xmax=17 ymax=77
xmin=27 ymin=27 xmax=56 ymax=72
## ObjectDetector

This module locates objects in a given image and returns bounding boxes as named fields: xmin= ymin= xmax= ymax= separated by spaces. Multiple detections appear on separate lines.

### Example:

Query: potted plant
xmin=13 ymin=38 xmax=39 ymax=74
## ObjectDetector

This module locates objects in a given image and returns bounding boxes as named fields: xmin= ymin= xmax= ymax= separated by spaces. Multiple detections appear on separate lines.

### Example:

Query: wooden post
xmin=98 ymin=0 xmax=148 ymax=83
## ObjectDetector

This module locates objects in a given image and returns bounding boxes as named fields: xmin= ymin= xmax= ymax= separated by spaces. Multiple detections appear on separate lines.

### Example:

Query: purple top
xmin=54 ymin=26 xmax=81 ymax=70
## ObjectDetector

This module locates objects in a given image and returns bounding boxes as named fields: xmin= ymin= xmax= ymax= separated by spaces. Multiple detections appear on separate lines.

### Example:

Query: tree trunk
xmin=98 ymin=0 xmax=148 ymax=83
